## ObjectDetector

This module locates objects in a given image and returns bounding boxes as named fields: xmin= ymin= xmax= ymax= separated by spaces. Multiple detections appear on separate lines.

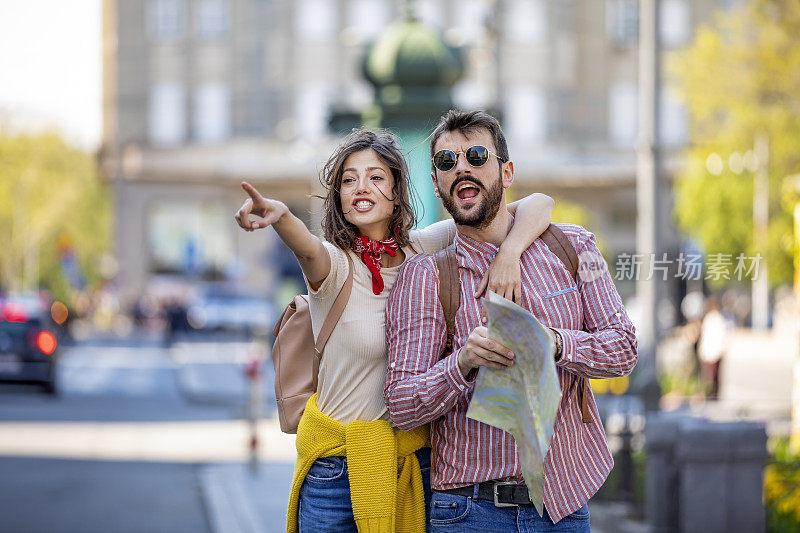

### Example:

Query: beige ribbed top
xmin=306 ymin=220 xmax=456 ymax=424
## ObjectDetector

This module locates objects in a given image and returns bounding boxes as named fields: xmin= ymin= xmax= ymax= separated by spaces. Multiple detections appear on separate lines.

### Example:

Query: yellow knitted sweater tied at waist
xmin=286 ymin=394 xmax=429 ymax=533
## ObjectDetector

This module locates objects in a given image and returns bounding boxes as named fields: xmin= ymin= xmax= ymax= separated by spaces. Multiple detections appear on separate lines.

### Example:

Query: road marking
xmin=170 ymin=341 xmax=263 ymax=365
xmin=0 ymin=419 xmax=296 ymax=462
xmin=59 ymin=345 xmax=179 ymax=397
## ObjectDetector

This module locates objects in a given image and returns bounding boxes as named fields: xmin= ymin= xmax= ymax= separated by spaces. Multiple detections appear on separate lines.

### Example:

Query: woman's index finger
xmin=241 ymin=181 xmax=261 ymax=200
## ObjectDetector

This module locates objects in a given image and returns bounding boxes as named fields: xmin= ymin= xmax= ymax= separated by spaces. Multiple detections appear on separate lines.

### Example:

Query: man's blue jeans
xmin=429 ymin=489 xmax=590 ymax=532
xmin=297 ymin=448 xmax=431 ymax=532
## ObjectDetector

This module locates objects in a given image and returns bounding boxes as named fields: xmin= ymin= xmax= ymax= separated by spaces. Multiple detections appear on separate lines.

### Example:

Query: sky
xmin=0 ymin=1 xmax=102 ymax=151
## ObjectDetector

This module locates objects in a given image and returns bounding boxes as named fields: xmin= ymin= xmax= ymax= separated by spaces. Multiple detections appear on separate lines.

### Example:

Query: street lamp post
xmin=635 ymin=0 xmax=662 ymax=411
xmin=752 ymin=132 xmax=769 ymax=329
xmin=706 ymin=133 xmax=770 ymax=329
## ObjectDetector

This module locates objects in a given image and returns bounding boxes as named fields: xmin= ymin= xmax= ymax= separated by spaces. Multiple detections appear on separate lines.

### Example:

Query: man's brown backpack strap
xmin=539 ymin=225 xmax=580 ymax=280
xmin=433 ymin=225 xmax=593 ymax=424
xmin=433 ymin=246 xmax=460 ymax=358
xmin=540 ymin=225 xmax=593 ymax=423
xmin=271 ymin=253 xmax=354 ymax=433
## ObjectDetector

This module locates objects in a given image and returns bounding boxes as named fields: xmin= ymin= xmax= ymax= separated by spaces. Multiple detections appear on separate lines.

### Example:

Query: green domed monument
xmin=362 ymin=17 xmax=464 ymax=129
xmin=332 ymin=8 xmax=464 ymax=227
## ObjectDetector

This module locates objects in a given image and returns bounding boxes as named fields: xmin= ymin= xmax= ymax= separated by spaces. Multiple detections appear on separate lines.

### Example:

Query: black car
xmin=0 ymin=295 xmax=59 ymax=394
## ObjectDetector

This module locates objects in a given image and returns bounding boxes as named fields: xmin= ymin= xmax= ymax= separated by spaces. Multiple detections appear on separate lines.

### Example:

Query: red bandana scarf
xmin=352 ymin=235 xmax=399 ymax=295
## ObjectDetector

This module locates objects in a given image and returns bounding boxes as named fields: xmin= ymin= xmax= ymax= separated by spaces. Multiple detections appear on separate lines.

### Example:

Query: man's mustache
xmin=449 ymin=176 xmax=484 ymax=196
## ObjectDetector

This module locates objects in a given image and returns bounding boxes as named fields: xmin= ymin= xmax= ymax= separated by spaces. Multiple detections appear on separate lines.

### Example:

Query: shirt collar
xmin=452 ymin=213 xmax=516 ymax=273
xmin=453 ymin=231 xmax=499 ymax=274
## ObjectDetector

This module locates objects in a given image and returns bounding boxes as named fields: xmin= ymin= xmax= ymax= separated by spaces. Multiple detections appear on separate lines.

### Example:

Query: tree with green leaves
xmin=0 ymin=132 xmax=110 ymax=301
xmin=671 ymin=0 xmax=800 ymax=287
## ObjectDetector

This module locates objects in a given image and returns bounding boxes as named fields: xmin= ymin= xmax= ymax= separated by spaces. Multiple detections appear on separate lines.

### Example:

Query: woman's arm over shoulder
xmin=408 ymin=219 xmax=457 ymax=254
xmin=505 ymin=192 xmax=555 ymax=251
xmin=475 ymin=193 xmax=555 ymax=303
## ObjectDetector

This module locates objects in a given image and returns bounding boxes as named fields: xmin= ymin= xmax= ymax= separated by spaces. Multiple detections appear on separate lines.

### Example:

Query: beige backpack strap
xmin=311 ymin=253 xmax=354 ymax=387
xmin=540 ymin=224 xmax=579 ymax=281
xmin=433 ymin=246 xmax=460 ymax=357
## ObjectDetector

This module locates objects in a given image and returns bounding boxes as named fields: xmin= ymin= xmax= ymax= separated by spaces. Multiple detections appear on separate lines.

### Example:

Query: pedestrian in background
xmin=235 ymin=128 xmax=555 ymax=532
xmin=697 ymin=295 xmax=731 ymax=400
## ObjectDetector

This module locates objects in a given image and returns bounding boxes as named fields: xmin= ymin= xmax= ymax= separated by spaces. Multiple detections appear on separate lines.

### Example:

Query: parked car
xmin=181 ymin=284 xmax=276 ymax=339
xmin=0 ymin=294 xmax=59 ymax=394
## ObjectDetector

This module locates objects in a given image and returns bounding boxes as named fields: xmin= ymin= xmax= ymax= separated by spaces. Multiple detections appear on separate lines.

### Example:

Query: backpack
xmin=433 ymin=224 xmax=593 ymax=424
xmin=271 ymin=254 xmax=354 ymax=433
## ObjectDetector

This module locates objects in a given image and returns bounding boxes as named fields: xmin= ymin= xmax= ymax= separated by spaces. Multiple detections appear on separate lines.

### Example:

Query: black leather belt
xmin=438 ymin=481 xmax=532 ymax=507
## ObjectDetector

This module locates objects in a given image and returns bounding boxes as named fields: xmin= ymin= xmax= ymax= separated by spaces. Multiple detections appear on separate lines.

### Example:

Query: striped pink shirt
xmin=384 ymin=223 xmax=638 ymax=522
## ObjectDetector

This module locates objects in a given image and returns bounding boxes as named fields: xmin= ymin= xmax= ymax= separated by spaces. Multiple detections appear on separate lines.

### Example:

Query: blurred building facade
xmin=101 ymin=0 xmax=721 ymax=303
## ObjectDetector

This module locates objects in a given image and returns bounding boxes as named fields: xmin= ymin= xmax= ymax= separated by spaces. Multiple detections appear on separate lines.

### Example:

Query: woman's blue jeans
xmin=297 ymin=448 xmax=431 ymax=532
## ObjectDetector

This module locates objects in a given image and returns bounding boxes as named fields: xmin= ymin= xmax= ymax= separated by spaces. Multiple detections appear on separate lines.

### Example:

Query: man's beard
xmin=437 ymin=175 xmax=504 ymax=229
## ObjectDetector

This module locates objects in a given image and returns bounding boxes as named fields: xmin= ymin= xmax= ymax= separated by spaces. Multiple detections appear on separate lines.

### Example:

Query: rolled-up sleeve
xmin=553 ymin=231 xmax=638 ymax=379
xmin=384 ymin=255 xmax=468 ymax=431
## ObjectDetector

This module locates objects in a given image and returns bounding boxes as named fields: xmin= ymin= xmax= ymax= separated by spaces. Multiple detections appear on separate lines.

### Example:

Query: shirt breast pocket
xmin=537 ymin=285 xmax=582 ymax=329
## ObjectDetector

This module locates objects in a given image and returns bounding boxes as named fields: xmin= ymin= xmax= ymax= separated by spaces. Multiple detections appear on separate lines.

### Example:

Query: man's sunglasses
xmin=431 ymin=145 xmax=505 ymax=172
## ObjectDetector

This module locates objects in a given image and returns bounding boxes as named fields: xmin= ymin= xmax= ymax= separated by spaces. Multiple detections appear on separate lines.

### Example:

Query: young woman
xmin=234 ymin=129 xmax=554 ymax=532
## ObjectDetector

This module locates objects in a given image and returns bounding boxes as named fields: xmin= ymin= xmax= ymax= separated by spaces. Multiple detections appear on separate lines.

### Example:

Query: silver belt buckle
xmin=493 ymin=481 xmax=519 ymax=508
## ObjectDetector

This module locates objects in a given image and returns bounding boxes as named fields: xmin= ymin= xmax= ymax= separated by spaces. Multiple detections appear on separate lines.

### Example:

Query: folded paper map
xmin=466 ymin=291 xmax=562 ymax=515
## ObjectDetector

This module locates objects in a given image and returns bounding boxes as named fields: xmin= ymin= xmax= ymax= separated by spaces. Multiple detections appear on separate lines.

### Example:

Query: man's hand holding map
xmin=466 ymin=291 xmax=562 ymax=515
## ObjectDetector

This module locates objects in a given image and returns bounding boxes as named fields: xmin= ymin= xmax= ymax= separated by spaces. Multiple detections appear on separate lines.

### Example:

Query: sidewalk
xmin=201 ymin=461 xmax=294 ymax=533
xmin=170 ymin=338 xmax=276 ymax=410
xmin=199 ymin=444 xmax=648 ymax=532
xmin=660 ymin=327 xmax=795 ymax=438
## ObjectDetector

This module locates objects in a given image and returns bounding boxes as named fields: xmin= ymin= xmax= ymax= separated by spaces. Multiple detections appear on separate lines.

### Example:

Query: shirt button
xmin=588 ymin=361 xmax=595 ymax=367
xmin=439 ymin=402 xmax=445 ymax=409
xmin=615 ymin=313 xmax=621 ymax=318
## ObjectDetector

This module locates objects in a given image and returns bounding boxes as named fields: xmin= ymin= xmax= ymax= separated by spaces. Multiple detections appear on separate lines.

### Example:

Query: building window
xmin=453 ymin=0 xmax=488 ymax=45
xmin=193 ymin=83 xmax=231 ymax=143
xmin=606 ymin=0 xmax=638 ymax=48
xmin=660 ymin=0 xmax=690 ymax=48
xmin=550 ymin=0 xmax=576 ymax=33
xmin=195 ymin=0 xmax=229 ymax=41
xmin=417 ymin=0 xmax=444 ymax=30
xmin=547 ymin=90 xmax=575 ymax=143
xmin=149 ymin=82 xmax=187 ymax=146
xmin=504 ymin=86 xmax=546 ymax=146
xmin=148 ymin=201 xmax=232 ymax=276
xmin=147 ymin=0 xmax=184 ymax=42
xmin=608 ymin=81 xmax=638 ymax=147
xmin=506 ymin=0 xmax=546 ymax=44
xmin=452 ymin=80 xmax=489 ymax=112
xmin=659 ymin=88 xmax=687 ymax=146
xmin=295 ymin=0 xmax=336 ymax=43
xmin=346 ymin=0 xmax=390 ymax=41
xmin=296 ymin=84 xmax=329 ymax=140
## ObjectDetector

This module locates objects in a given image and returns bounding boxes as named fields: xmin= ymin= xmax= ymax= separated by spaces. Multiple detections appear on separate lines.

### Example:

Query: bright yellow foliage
xmin=671 ymin=0 xmax=800 ymax=287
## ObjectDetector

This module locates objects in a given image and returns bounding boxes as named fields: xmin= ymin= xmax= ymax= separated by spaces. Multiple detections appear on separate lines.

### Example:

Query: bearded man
xmin=384 ymin=110 xmax=638 ymax=531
